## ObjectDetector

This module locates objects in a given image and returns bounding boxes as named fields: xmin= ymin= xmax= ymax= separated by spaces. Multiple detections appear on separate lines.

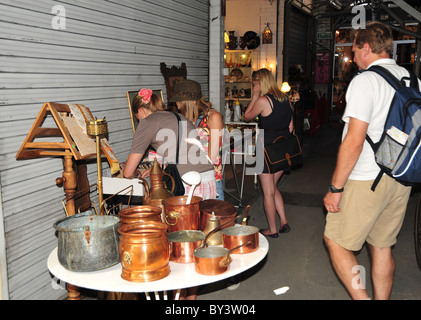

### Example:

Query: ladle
xmin=182 ymin=171 xmax=201 ymax=205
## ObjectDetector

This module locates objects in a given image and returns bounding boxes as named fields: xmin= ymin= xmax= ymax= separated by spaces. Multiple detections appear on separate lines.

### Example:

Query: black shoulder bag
xmin=162 ymin=112 xmax=185 ymax=196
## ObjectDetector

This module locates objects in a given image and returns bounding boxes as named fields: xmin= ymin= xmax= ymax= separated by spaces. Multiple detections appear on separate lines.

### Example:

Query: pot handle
xmin=241 ymin=205 xmax=251 ymax=226
xmin=219 ymin=240 xmax=252 ymax=268
xmin=138 ymin=177 xmax=150 ymax=203
xmin=162 ymin=172 xmax=175 ymax=193
xmin=165 ymin=211 xmax=180 ymax=225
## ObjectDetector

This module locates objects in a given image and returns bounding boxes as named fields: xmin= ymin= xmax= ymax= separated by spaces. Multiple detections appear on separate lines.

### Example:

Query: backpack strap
xmin=365 ymin=65 xmax=403 ymax=91
xmin=172 ymin=112 xmax=181 ymax=164
xmin=362 ymin=65 xmax=400 ymax=192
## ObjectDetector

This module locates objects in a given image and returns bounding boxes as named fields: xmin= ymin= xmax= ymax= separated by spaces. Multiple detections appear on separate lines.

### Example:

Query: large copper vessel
xmin=118 ymin=222 xmax=170 ymax=282
xmin=162 ymin=196 xmax=202 ymax=232
xmin=139 ymin=159 xmax=174 ymax=220
xmin=118 ymin=205 xmax=162 ymax=227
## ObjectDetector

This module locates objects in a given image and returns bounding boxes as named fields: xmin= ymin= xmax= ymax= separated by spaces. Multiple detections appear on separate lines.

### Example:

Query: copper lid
xmin=199 ymin=199 xmax=236 ymax=216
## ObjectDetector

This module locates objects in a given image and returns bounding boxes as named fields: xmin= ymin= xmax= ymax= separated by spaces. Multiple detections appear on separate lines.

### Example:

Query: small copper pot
xmin=162 ymin=196 xmax=202 ymax=232
xmin=168 ymin=230 xmax=205 ymax=263
xmin=118 ymin=222 xmax=170 ymax=282
xmin=194 ymin=242 xmax=251 ymax=275
xmin=118 ymin=205 xmax=162 ymax=227
xmin=222 ymin=205 xmax=259 ymax=254
xmin=199 ymin=199 xmax=237 ymax=230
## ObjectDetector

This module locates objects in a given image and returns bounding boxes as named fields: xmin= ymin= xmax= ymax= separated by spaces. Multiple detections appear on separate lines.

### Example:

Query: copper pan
xmin=168 ymin=230 xmax=205 ymax=263
xmin=222 ymin=205 xmax=259 ymax=254
xmin=194 ymin=241 xmax=252 ymax=275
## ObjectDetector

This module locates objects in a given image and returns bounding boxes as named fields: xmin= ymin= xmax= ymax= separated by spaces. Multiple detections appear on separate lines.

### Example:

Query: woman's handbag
xmin=263 ymin=134 xmax=303 ymax=173
xmin=162 ymin=112 xmax=185 ymax=196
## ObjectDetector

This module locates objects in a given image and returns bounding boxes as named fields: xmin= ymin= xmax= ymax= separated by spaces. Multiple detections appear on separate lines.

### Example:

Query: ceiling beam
xmin=390 ymin=0 xmax=421 ymax=23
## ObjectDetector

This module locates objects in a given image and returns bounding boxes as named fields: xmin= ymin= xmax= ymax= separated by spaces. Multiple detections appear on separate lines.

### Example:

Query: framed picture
xmin=126 ymin=90 xmax=163 ymax=133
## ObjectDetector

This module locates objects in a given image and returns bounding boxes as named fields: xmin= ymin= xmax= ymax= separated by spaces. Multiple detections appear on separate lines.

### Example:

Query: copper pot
xmin=199 ymin=199 xmax=237 ymax=230
xmin=168 ymin=230 xmax=205 ymax=263
xmin=162 ymin=196 xmax=202 ymax=232
xmin=222 ymin=205 xmax=259 ymax=254
xmin=194 ymin=241 xmax=251 ymax=275
xmin=118 ymin=222 xmax=170 ymax=282
xmin=118 ymin=205 xmax=162 ymax=226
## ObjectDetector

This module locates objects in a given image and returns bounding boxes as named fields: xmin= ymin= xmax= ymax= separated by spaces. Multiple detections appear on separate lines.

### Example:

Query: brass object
xmin=118 ymin=222 xmax=170 ymax=282
xmin=86 ymin=118 xmax=108 ymax=215
xmin=139 ymin=159 xmax=174 ymax=219
xmin=86 ymin=118 xmax=108 ymax=136
xmin=199 ymin=199 xmax=237 ymax=230
xmin=203 ymin=212 xmax=223 ymax=246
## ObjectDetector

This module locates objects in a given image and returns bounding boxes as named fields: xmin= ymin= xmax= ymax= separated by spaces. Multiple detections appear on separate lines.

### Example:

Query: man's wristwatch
xmin=329 ymin=184 xmax=344 ymax=193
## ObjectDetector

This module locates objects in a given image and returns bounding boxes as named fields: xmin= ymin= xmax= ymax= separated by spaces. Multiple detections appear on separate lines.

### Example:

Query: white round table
xmin=48 ymin=233 xmax=268 ymax=297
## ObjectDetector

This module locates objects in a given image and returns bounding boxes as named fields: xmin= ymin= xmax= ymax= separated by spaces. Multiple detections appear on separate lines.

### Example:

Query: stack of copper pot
xmin=117 ymin=158 xmax=259 ymax=280
xmin=117 ymin=159 xmax=173 ymax=282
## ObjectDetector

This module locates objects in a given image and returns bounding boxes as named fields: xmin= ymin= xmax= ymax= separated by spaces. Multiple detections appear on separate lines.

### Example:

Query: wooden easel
xmin=16 ymin=102 xmax=120 ymax=216
xmin=16 ymin=102 xmax=122 ymax=300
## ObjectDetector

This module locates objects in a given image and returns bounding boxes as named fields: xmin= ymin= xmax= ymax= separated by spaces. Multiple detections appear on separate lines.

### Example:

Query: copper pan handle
xmin=241 ymin=205 xmax=251 ymax=226
xmin=219 ymin=240 xmax=252 ymax=267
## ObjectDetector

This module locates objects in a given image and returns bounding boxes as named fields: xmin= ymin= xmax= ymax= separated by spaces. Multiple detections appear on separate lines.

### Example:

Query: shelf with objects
xmin=224 ymin=49 xmax=259 ymax=108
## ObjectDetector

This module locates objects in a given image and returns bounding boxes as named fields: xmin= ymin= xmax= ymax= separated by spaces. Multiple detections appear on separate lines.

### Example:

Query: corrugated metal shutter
xmin=285 ymin=5 xmax=308 ymax=74
xmin=0 ymin=0 xmax=209 ymax=300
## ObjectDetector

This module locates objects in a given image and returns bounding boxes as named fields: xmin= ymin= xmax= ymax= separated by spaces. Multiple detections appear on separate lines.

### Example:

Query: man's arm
xmin=323 ymin=117 xmax=368 ymax=212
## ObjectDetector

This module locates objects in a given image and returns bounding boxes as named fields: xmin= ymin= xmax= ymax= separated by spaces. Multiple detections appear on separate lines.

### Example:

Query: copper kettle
xmin=138 ymin=159 xmax=175 ymax=220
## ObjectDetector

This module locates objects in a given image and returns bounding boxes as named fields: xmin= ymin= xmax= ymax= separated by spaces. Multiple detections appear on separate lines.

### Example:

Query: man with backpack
xmin=323 ymin=21 xmax=421 ymax=300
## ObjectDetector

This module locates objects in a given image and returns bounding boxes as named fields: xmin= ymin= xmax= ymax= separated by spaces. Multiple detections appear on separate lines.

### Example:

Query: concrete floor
xmin=197 ymin=123 xmax=421 ymax=300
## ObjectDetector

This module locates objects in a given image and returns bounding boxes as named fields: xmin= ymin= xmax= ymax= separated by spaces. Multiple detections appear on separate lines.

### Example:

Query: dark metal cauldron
xmin=53 ymin=211 xmax=120 ymax=272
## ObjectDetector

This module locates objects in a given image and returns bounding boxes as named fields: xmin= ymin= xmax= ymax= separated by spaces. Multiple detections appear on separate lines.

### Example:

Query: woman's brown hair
xmin=131 ymin=93 xmax=165 ymax=115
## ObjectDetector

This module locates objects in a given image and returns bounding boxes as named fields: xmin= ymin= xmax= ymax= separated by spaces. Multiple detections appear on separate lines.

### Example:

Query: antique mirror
xmin=160 ymin=62 xmax=187 ymax=111
xmin=127 ymin=90 xmax=163 ymax=133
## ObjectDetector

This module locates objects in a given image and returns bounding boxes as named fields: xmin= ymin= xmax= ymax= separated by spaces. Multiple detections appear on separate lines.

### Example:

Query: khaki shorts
xmin=324 ymin=175 xmax=411 ymax=251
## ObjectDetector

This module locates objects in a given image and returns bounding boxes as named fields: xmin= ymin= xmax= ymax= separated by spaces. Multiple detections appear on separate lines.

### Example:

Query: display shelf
xmin=224 ymin=50 xmax=259 ymax=103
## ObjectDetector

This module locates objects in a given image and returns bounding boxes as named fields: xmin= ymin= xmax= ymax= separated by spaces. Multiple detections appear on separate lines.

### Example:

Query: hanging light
xmin=281 ymin=82 xmax=291 ymax=93
xmin=224 ymin=31 xmax=229 ymax=43
xmin=262 ymin=23 xmax=273 ymax=44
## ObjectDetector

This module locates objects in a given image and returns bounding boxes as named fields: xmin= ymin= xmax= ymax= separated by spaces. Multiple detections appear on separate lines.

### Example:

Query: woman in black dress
xmin=243 ymin=68 xmax=293 ymax=238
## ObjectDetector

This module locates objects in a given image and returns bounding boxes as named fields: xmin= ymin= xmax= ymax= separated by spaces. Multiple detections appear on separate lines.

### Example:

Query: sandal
xmin=259 ymin=228 xmax=279 ymax=238
xmin=279 ymin=224 xmax=291 ymax=233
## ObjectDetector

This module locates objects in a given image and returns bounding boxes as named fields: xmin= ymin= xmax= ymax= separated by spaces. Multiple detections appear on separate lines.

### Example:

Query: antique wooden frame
xmin=160 ymin=62 xmax=187 ymax=108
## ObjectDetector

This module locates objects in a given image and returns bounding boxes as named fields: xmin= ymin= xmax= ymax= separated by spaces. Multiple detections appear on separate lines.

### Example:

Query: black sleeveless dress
xmin=259 ymin=94 xmax=292 ymax=173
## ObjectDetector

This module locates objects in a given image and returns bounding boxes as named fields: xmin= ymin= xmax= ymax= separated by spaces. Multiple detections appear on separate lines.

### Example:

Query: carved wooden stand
xmin=15 ymin=102 xmax=115 ymax=300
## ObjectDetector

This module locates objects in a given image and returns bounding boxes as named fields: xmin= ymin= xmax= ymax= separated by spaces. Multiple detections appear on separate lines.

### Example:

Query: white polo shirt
xmin=342 ymin=58 xmax=419 ymax=180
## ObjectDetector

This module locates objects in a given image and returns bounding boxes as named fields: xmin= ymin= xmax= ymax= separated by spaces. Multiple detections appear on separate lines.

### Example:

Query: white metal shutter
xmin=0 ymin=0 xmax=209 ymax=300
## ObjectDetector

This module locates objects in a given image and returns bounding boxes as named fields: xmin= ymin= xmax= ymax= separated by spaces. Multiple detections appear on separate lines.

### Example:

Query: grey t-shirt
xmin=130 ymin=111 xmax=213 ymax=176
